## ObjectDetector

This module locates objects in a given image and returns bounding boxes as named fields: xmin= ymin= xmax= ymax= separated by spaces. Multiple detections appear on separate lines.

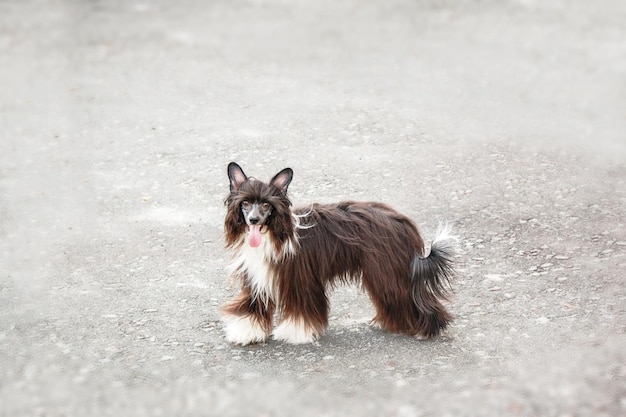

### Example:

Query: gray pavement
xmin=1 ymin=1 xmax=625 ymax=416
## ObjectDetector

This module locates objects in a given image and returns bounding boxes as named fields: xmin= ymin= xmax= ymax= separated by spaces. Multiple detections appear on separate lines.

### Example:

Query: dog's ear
xmin=270 ymin=168 xmax=293 ymax=194
xmin=228 ymin=162 xmax=248 ymax=192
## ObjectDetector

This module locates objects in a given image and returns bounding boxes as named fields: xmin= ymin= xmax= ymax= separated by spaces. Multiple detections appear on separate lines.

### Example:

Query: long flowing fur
xmin=221 ymin=163 xmax=455 ymax=344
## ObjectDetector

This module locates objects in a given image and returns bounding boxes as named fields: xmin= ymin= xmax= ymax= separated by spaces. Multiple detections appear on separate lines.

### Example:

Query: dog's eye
xmin=241 ymin=201 xmax=251 ymax=210
xmin=262 ymin=202 xmax=271 ymax=210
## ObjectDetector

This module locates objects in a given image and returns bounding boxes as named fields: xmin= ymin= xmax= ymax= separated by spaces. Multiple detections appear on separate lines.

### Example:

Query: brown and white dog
xmin=221 ymin=162 xmax=455 ymax=344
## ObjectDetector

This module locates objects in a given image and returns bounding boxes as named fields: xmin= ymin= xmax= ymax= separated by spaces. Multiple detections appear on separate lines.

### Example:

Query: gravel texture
xmin=1 ymin=1 xmax=625 ymax=416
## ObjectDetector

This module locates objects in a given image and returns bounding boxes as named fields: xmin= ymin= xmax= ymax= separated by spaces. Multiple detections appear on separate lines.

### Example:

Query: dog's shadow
xmin=233 ymin=322 xmax=452 ymax=367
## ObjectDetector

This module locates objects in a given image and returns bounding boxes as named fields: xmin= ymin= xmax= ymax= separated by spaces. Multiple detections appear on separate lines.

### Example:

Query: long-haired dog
xmin=221 ymin=162 xmax=455 ymax=345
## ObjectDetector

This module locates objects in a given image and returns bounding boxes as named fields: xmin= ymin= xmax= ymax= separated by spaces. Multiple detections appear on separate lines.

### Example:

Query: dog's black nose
xmin=249 ymin=217 xmax=260 ymax=225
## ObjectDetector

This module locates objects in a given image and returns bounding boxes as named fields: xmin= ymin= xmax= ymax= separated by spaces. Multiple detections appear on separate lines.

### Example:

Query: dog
xmin=221 ymin=162 xmax=455 ymax=345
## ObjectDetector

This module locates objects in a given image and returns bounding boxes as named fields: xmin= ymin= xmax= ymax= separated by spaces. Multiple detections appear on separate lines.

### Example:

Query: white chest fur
xmin=227 ymin=234 xmax=276 ymax=304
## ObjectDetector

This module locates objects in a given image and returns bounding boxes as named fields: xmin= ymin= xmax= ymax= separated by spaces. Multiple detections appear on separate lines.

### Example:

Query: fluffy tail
xmin=410 ymin=225 xmax=456 ymax=338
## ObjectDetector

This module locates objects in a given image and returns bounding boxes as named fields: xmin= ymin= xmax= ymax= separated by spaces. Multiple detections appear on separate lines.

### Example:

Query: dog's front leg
xmin=272 ymin=289 xmax=328 ymax=344
xmin=220 ymin=285 xmax=274 ymax=345
xmin=272 ymin=315 xmax=321 ymax=344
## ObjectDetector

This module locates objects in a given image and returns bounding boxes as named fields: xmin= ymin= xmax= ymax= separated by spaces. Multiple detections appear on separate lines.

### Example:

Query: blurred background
xmin=1 ymin=1 xmax=625 ymax=416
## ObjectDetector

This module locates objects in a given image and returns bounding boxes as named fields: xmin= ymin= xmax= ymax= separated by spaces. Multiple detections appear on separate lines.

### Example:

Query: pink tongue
xmin=248 ymin=225 xmax=262 ymax=248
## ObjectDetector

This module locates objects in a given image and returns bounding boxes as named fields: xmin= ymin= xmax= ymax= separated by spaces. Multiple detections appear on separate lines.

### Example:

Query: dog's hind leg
xmin=361 ymin=270 xmax=415 ymax=335
xmin=220 ymin=285 xmax=274 ymax=345
xmin=360 ymin=253 xmax=436 ymax=338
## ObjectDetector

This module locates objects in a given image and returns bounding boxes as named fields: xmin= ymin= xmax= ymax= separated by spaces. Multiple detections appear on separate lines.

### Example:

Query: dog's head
xmin=224 ymin=162 xmax=293 ymax=248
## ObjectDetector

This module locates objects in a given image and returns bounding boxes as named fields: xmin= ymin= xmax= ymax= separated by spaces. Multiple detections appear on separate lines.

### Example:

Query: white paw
xmin=369 ymin=317 xmax=383 ymax=330
xmin=272 ymin=317 xmax=318 ymax=344
xmin=222 ymin=314 xmax=268 ymax=345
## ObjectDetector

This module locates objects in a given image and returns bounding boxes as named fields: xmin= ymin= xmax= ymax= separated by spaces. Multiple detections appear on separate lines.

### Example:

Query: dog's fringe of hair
xmin=293 ymin=205 xmax=316 ymax=230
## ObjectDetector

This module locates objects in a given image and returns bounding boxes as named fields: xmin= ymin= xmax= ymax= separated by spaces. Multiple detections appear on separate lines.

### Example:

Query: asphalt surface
xmin=1 ymin=1 xmax=625 ymax=416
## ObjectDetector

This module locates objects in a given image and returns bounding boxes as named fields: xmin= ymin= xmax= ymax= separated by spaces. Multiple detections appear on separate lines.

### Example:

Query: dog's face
xmin=227 ymin=162 xmax=293 ymax=226
xmin=240 ymin=200 xmax=273 ymax=227
xmin=224 ymin=162 xmax=294 ymax=248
